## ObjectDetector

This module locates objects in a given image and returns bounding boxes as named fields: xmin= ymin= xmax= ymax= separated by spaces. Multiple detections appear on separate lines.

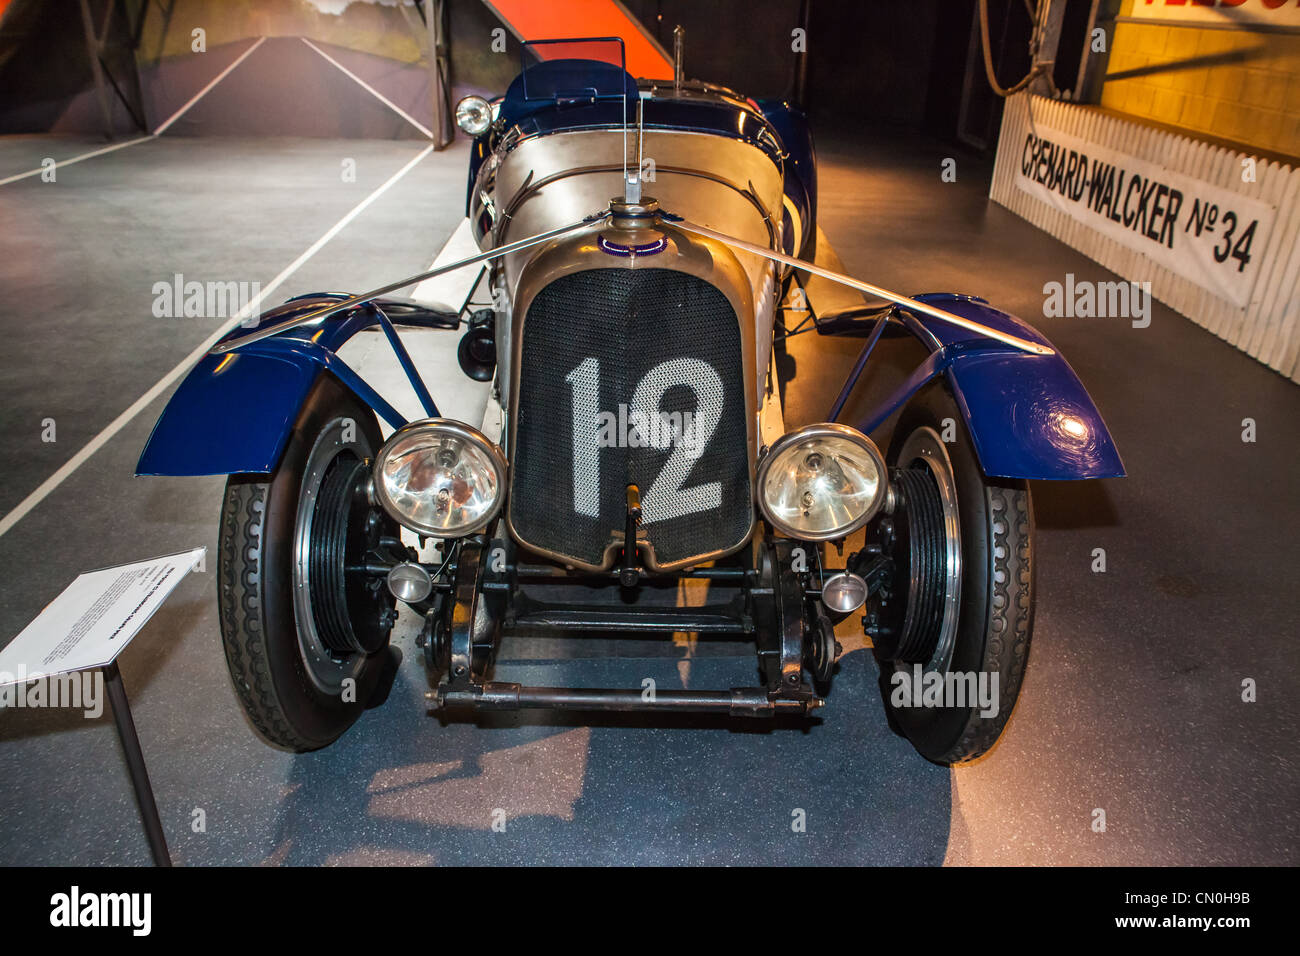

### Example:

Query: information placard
xmin=0 ymin=549 xmax=204 ymax=684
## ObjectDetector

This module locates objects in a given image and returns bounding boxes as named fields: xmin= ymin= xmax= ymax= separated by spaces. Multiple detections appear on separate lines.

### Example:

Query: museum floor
xmin=0 ymin=125 xmax=1295 ymax=865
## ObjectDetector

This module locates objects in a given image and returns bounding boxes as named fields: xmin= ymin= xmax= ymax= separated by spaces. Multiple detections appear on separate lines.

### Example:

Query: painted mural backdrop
xmin=140 ymin=0 xmax=423 ymax=64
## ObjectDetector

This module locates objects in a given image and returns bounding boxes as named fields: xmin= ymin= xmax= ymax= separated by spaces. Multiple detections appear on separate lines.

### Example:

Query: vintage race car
xmin=137 ymin=37 xmax=1123 ymax=764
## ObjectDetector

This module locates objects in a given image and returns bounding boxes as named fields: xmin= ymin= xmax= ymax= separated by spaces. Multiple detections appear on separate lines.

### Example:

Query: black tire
xmin=873 ymin=384 xmax=1034 ymax=764
xmin=217 ymin=373 xmax=396 ymax=752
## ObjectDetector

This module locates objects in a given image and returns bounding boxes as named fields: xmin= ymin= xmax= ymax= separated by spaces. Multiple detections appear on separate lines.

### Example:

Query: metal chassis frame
xmin=429 ymin=535 xmax=828 ymax=717
xmin=185 ymin=207 xmax=1116 ymax=715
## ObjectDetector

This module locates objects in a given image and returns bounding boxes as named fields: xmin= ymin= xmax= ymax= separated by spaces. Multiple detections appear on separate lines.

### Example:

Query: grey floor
xmin=0 ymin=127 xmax=1295 ymax=866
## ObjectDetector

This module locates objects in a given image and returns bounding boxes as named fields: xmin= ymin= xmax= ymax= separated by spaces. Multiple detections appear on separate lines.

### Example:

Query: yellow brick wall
xmin=1100 ymin=0 xmax=1300 ymax=158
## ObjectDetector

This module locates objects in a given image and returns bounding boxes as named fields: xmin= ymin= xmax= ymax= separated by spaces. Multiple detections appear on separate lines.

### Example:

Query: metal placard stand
xmin=102 ymin=659 xmax=171 ymax=865
xmin=0 ymin=548 xmax=205 ymax=867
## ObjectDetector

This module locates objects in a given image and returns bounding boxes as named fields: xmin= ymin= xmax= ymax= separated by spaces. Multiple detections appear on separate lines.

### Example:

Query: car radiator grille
xmin=511 ymin=268 xmax=751 ymax=569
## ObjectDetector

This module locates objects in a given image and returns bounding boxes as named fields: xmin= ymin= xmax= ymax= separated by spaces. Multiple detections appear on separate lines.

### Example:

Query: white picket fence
xmin=990 ymin=93 xmax=1300 ymax=384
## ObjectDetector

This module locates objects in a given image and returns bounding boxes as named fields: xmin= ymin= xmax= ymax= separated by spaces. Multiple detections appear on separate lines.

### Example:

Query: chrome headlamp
xmin=372 ymin=419 xmax=507 ymax=537
xmin=756 ymin=423 xmax=888 ymax=541
xmin=454 ymin=95 xmax=494 ymax=136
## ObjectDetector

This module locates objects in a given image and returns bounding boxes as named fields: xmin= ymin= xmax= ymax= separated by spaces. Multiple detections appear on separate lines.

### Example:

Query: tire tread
xmin=218 ymin=478 xmax=314 ymax=751
xmin=943 ymin=483 xmax=1033 ymax=764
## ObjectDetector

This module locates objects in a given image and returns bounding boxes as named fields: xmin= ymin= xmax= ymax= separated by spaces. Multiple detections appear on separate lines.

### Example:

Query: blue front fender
xmin=137 ymin=349 xmax=321 ymax=476
xmin=136 ymin=296 xmax=423 ymax=477
xmin=857 ymin=294 xmax=1125 ymax=481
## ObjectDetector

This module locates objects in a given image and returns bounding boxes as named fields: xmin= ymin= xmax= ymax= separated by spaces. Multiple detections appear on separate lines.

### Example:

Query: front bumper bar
xmin=432 ymin=682 xmax=823 ymax=717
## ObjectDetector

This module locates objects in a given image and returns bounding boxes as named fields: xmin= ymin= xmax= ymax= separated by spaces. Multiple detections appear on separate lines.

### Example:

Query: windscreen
xmin=519 ymin=37 xmax=629 ymax=102
xmin=520 ymin=37 xmax=639 ymax=201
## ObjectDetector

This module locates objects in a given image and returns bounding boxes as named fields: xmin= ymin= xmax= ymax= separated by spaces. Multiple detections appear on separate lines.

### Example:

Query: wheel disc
xmin=886 ymin=426 xmax=962 ymax=673
xmin=292 ymin=418 xmax=395 ymax=694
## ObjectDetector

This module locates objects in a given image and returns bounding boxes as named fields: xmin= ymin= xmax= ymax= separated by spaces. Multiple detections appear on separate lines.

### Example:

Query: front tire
xmin=217 ymin=374 xmax=398 ymax=752
xmin=871 ymin=384 xmax=1034 ymax=764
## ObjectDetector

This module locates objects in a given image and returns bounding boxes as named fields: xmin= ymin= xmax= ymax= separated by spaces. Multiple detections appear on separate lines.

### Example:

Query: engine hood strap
xmin=668 ymin=217 xmax=1054 ymax=357
xmin=210 ymin=213 xmax=608 ymax=355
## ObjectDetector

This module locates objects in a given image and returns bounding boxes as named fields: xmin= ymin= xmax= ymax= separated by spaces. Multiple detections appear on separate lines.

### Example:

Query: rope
xmin=978 ymin=0 xmax=1055 ymax=98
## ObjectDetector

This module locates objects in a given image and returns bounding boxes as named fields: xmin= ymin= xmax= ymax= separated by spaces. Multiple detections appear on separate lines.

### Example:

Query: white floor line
xmin=153 ymin=35 xmax=268 ymax=135
xmin=0 ymin=143 xmax=435 ymax=540
xmin=0 ymin=36 xmax=267 ymax=187
xmin=300 ymin=37 xmax=434 ymax=140
xmin=0 ymin=135 xmax=154 ymax=187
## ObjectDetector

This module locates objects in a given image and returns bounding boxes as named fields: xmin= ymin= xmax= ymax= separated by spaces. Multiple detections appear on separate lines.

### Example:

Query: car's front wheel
xmin=217 ymin=373 xmax=400 ymax=752
xmin=868 ymin=384 xmax=1034 ymax=764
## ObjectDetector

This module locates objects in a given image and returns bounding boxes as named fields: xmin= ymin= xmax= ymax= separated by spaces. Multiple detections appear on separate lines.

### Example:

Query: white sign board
xmin=1130 ymin=0 xmax=1300 ymax=29
xmin=1014 ymin=121 xmax=1277 ymax=308
xmin=0 ymin=549 xmax=204 ymax=684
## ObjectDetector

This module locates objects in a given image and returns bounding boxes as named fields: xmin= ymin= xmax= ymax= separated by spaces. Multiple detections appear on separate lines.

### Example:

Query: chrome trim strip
xmin=210 ymin=217 xmax=603 ymax=355
xmin=671 ymin=219 xmax=1056 ymax=356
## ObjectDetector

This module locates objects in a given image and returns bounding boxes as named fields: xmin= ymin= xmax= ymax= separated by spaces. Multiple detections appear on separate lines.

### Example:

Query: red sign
xmin=1136 ymin=0 xmax=1300 ymax=27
